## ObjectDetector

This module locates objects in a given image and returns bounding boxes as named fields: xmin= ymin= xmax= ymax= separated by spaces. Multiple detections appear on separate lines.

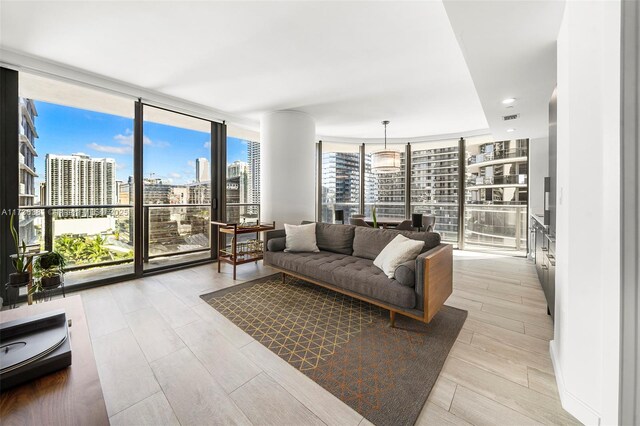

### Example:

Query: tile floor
xmin=74 ymin=252 xmax=579 ymax=425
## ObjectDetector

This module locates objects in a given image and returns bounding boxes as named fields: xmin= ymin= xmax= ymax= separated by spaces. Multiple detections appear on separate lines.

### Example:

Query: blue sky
xmin=33 ymin=100 xmax=249 ymax=186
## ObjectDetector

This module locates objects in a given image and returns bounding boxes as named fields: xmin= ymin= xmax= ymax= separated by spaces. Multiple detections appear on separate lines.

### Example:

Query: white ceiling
xmin=0 ymin=1 xmax=563 ymax=141
xmin=443 ymin=0 xmax=565 ymax=140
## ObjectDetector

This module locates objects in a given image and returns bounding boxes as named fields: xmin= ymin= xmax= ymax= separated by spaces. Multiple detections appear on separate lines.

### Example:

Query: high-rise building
xmin=247 ymin=140 xmax=260 ymax=205
xmin=321 ymin=152 xmax=360 ymax=222
xmin=45 ymin=153 xmax=117 ymax=216
xmin=465 ymin=139 xmax=529 ymax=250
xmin=466 ymin=140 xmax=528 ymax=204
xmin=18 ymin=98 xmax=39 ymax=244
xmin=227 ymin=160 xmax=247 ymax=179
xmin=411 ymin=144 xmax=460 ymax=243
xmin=195 ymin=158 xmax=210 ymax=183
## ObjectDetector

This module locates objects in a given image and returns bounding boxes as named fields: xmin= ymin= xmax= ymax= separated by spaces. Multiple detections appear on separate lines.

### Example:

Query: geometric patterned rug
xmin=200 ymin=274 xmax=467 ymax=426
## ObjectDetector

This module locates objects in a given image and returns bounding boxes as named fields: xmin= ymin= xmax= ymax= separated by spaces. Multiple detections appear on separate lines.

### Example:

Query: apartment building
xmin=18 ymin=98 xmax=38 ymax=244
xmin=45 ymin=153 xmax=116 ymax=216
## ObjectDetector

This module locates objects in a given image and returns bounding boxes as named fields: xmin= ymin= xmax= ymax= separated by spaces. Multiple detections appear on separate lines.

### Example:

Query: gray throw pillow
xmin=394 ymin=259 xmax=416 ymax=287
xmin=267 ymin=237 xmax=286 ymax=252
xmin=313 ymin=222 xmax=356 ymax=255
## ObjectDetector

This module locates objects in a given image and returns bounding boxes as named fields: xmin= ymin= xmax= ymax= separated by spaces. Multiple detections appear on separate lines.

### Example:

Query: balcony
xmin=466 ymin=174 xmax=528 ymax=189
xmin=15 ymin=202 xmax=263 ymax=290
xmin=18 ymin=153 xmax=38 ymax=176
xmin=464 ymin=204 xmax=527 ymax=255
xmin=467 ymin=148 xmax=528 ymax=168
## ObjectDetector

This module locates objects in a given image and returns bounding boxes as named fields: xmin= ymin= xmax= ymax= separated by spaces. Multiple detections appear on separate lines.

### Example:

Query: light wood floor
xmin=73 ymin=251 xmax=580 ymax=425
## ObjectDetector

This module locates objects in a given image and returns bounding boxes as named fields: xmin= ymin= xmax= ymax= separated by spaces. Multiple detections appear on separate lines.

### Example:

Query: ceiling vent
xmin=502 ymin=113 xmax=520 ymax=121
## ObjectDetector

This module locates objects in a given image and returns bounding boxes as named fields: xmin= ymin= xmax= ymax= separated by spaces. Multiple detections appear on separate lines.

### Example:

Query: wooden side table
xmin=0 ymin=296 xmax=109 ymax=426
xmin=211 ymin=221 xmax=275 ymax=280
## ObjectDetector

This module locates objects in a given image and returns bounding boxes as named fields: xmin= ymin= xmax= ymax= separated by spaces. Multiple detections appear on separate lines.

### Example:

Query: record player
xmin=0 ymin=309 xmax=72 ymax=391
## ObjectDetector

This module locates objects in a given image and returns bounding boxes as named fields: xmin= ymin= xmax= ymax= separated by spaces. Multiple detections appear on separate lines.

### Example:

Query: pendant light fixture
xmin=371 ymin=120 xmax=401 ymax=174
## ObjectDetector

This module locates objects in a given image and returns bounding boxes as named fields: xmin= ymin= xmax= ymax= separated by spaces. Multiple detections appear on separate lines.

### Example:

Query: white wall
xmin=552 ymin=1 xmax=621 ymax=425
xmin=260 ymin=111 xmax=316 ymax=226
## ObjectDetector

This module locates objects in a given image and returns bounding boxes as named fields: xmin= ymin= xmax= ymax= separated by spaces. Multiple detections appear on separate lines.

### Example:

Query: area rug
xmin=200 ymin=274 xmax=467 ymax=426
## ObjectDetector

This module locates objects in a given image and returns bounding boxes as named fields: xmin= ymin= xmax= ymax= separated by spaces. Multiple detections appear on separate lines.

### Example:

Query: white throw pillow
xmin=373 ymin=234 xmax=424 ymax=279
xmin=284 ymin=223 xmax=319 ymax=253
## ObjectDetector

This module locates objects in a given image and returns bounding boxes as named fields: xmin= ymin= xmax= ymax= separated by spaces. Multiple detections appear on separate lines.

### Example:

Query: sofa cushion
xmin=267 ymin=237 xmax=286 ymax=252
xmin=352 ymin=227 xmax=441 ymax=260
xmin=314 ymin=222 xmax=356 ymax=255
xmin=284 ymin=223 xmax=319 ymax=252
xmin=263 ymin=250 xmax=416 ymax=309
xmin=394 ymin=259 xmax=416 ymax=288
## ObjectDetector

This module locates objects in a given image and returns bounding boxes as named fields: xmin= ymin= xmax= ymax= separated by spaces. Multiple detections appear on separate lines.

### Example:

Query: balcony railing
xmin=15 ymin=203 xmax=261 ymax=281
xmin=225 ymin=203 xmax=261 ymax=225
xmin=464 ymin=204 xmax=527 ymax=252
xmin=467 ymin=148 xmax=528 ymax=166
xmin=467 ymin=174 xmax=528 ymax=187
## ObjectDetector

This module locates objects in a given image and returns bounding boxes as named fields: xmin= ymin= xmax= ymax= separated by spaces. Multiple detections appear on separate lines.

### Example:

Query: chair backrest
xmin=349 ymin=217 xmax=372 ymax=227
xmin=394 ymin=219 xmax=414 ymax=231
xmin=423 ymin=215 xmax=436 ymax=232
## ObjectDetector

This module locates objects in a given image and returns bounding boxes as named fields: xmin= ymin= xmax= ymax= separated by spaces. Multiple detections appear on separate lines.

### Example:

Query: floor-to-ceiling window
xmin=464 ymin=138 xmax=528 ymax=255
xmin=226 ymin=135 xmax=260 ymax=224
xmin=410 ymin=140 xmax=460 ymax=244
xmin=321 ymin=142 xmax=361 ymax=223
xmin=17 ymin=72 xmax=135 ymax=287
xmin=365 ymin=143 xmax=406 ymax=219
xmin=142 ymin=106 xmax=213 ymax=270
xmin=316 ymin=138 xmax=529 ymax=256
xmin=3 ymin=68 xmax=224 ymax=301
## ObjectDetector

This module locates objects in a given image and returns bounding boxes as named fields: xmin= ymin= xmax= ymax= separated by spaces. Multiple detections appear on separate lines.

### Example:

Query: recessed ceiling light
xmin=502 ymin=98 xmax=516 ymax=105
xmin=506 ymin=128 xmax=516 ymax=133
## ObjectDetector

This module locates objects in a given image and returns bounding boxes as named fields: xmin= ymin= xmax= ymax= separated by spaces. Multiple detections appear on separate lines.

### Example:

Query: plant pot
xmin=41 ymin=275 xmax=62 ymax=289
xmin=4 ymin=285 xmax=18 ymax=304
xmin=8 ymin=272 xmax=30 ymax=286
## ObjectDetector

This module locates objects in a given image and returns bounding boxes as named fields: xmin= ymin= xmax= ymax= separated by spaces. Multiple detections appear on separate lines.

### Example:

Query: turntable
xmin=0 ymin=309 xmax=72 ymax=391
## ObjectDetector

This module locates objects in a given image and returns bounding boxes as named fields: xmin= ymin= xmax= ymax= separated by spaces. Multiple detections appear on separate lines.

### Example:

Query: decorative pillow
xmin=267 ymin=237 xmax=286 ymax=252
xmin=284 ymin=223 xmax=319 ymax=252
xmin=373 ymin=234 xmax=424 ymax=279
xmin=394 ymin=259 xmax=416 ymax=287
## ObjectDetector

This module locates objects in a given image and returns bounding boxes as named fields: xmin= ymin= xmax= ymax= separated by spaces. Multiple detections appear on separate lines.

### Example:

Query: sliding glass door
xmin=2 ymin=67 xmax=224 ymax=300
xmin=142 ymin=105 xmax=214 ymax=270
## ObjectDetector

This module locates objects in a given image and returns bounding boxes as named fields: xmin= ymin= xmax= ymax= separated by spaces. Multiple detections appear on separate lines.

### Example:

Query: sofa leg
xmin=389 ymin=311 xmax=396 ymax=328
xmin=281 ymin=272 xmax=286 ymax=283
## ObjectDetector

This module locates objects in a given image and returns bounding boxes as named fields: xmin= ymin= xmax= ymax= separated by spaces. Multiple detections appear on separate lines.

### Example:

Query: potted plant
xmin=8 ymin=213 xmax=32 ymax=286
xmin=33 ymin=251 xmax=66 ymax=289
xmin=372 ymin=206 xmax=378 ymax=229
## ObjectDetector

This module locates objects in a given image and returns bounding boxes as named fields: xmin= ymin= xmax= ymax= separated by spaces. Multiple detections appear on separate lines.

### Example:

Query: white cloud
xmin=204 ymin=141 xmax=211 ymax=148
xmin=187 ymin=160 xmax=196 ymax=167
xmin=113 ymin=131 xmax=168 ymax=148
xmin=169 ymin=172 xmax=182 ymax=179
xmin=87 ymin=143 xmax=130 ymax=155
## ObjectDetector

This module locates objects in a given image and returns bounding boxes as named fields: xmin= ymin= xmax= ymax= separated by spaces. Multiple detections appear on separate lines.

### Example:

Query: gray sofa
xmin=264 ymin=222 xmax=453 ymax=325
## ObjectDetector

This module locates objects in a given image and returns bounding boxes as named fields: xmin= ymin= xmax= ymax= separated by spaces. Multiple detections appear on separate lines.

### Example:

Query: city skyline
xmin=29 ymin=99 xmax=255 ymax=204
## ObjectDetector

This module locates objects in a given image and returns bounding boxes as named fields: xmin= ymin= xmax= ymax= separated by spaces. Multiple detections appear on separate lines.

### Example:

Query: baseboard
xmin=549 ymin=340 xmax=602 ymax=425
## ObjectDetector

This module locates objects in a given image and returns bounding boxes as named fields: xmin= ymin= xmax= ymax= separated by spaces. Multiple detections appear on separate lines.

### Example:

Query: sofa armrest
xmin=264 ymin=229 xmax=286 ymax=252
xmin=414 ymin=244 xmax=453 ymax=322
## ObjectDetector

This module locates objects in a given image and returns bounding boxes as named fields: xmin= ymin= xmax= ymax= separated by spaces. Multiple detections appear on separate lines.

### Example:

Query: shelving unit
xmin=211 ymin=220 xmax=275 ymax=280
